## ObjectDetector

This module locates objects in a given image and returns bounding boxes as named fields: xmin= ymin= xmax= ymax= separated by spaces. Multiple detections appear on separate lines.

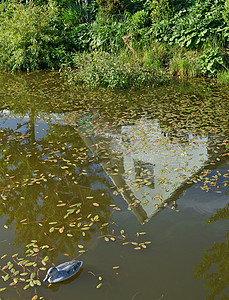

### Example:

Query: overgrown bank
xmin=0 ymin=0 xmax=229 ymax=87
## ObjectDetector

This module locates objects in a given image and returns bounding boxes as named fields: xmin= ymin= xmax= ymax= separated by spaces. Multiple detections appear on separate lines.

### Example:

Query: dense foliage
xmin=0 ymin=0 xmax=229 ymax=85
xmin=62 ymin=51 xmax=168 ymax=87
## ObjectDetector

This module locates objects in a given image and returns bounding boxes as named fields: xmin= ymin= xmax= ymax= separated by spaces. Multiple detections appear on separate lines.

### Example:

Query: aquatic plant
xmin=0 ymin=241 xmax=48 ymax=297
xmin=62 ymin=51 xmax=168 ymax=88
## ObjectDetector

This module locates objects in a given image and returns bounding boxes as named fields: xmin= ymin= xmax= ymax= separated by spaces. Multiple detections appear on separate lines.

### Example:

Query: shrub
xmin=198 ymin=49 xmax=227 ymax=77
xmin=89 ymin=14 xmax=129 ymax=52
xmin=223 ymin=0 xmax=229 ymax=24
xmin=0 ymin=1 xmax=68 ymax=71
xmin=62 ymin=51 xmax=168 ymax=88
xmin=96 ymin=0 xmax=128 ymax=16
xmin=127 ymin=0 xmax=147 ymax=13
xmin=151 ymin=0 xmax=227 ymax=49
xmin=149 ymin=0 xmax=172 ymax=23
xmin=131 ymin=10 xmax=150 ymax=30
xmin=68 ymin=23 xmax=92 ymax=52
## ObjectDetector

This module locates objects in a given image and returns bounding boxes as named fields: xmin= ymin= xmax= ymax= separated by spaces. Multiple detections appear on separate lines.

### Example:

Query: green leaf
xmin=43 ymin=256 xmax=49 ymax=262
xmin=49 ymin=227 xmax=54 ymax=233
xmin=24 ymin=284 xmax=30 ymax=290
xmin=3 ymin=274 xmax=10 ymax=281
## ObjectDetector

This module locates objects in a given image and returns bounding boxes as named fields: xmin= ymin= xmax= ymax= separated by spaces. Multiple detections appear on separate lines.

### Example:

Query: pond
xmin=0 ymin=71 xmax=229 ymax=300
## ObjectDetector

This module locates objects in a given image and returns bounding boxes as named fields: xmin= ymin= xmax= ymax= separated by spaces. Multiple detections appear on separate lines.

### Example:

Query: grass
xmin=169 ymin=49 xmax=201 ymax=78
xmin=217 ymin=70 xmax=229 ymax=84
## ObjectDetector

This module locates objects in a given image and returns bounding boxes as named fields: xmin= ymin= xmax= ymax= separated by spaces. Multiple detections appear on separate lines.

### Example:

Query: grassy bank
xmin=0 ymin=0 xmax=229 ymax=87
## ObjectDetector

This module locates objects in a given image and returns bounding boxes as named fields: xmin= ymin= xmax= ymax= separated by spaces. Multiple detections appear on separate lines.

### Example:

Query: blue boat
xmin=43 ymin=260 xmax=83 ymax=283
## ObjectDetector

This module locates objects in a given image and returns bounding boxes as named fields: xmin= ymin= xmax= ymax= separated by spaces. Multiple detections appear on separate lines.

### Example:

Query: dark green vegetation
xmin=0 ymin=72 xmax=229 ymax=299
xmin=0 ymin=0 xmax=229 ymax=86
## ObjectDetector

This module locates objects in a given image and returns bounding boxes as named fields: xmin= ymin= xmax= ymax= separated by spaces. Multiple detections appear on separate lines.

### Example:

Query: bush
xmin=131 ymin=10 xmax=150 ymax=30
xmin=223 ymin=0 xmax=229 ymax=24
xmin=96 ymin=0 xmax=128 ymax=16
xmin=149 ymin=0 xmax=172 ymax=23
xmin=89 ymin=14 xmax=129 ymax=52
xmin=68 ymin=23 xmax=92 ymax=52
xmin=151 ymin=0 xmax=227 ymax=49
xmin=62 ymin=51 xmax=168 ymax=88
xmin=0 ymin=1 xmax=69 ymax=71
xmin=198 ymin=49 xmax=227 ymax=77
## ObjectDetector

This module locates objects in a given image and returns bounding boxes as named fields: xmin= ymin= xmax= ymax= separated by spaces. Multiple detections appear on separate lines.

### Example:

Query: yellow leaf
xmin=134 ymin=247 xmax=141 ymax=250
xmin=59 ymin=226 xmax=64 ymax=233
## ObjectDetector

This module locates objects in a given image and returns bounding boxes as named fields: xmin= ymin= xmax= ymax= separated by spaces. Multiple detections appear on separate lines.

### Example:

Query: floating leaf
xmin=81 ymin=227 xmax=90 ymax=230
xmin=25 ymin=262 xmax=36 ymax=267
xmin=9 ymin=282 xmax=17 ymax=286
xmin=59 ymin=226 xmax=64 ymax=233
xmin=43 ymin=256 xmax=49 ymax=262
xmin=3 ymin=274 xmax=10 ymax=281
xmin=24 ymin=284 xmax=30 ymax=290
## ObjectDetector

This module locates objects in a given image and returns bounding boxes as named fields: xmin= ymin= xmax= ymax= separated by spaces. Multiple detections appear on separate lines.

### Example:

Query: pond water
xmin=0 ymin=71 xmax=229 ymax=300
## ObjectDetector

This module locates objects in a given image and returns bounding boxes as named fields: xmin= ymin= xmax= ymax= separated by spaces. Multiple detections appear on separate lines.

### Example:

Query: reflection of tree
xmin=0 ymin=110 xmax=112 ymax=260
xmin=195 ymin=204 xmax=229 ymax=299
xmin=195 ymin=232 xmax=229 ymax=299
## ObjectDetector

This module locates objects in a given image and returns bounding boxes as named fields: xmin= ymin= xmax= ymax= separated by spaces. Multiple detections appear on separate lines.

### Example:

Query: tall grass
xmin=217 ymin=70 xmax=229 ymax=84
xmin=169 ymin=49 xmax=201 ymax=77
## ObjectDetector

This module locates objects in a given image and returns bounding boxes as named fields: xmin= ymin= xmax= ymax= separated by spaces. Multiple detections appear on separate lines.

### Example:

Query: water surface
xmin=0 ymin=71 xmax=229 ymax=299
